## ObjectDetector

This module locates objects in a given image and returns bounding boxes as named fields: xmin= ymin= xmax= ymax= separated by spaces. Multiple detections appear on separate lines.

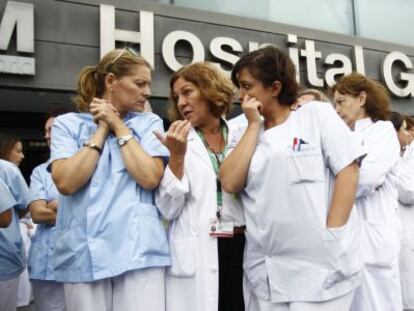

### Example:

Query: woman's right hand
xmin=242 ymin=95 xmax=262 ymax=125
xmin=154 ymin=120 xmax=192 ymax=158
xmin=90 ymin=98 xmax=120 ymax=132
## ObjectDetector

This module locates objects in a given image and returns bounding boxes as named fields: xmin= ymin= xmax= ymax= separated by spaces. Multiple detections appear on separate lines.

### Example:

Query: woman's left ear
xmin=272 ymin=81 xmax=282 ymax=98
xmin=359 ymin=91 xmax=367 ymax=107
xmin=104 ymin=73 xmax=117 ymax=92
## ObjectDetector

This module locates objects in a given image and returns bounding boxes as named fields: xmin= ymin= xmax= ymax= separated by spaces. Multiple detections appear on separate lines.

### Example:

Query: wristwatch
xmin=117 ymin=134 xmax=134 ymax=147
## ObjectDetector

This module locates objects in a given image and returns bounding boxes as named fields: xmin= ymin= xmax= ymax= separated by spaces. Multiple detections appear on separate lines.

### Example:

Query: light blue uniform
xmin=28 ymin=161 xmax=59 ymax=280
xmin=0 ymin=159 xmax=30 ymax=281
xmin=50 ymin=112 xmax=170 ymax=282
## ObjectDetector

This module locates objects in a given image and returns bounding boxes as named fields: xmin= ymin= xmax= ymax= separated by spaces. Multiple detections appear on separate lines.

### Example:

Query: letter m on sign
xmin=0 ymin=1 xmax=34 ymax=53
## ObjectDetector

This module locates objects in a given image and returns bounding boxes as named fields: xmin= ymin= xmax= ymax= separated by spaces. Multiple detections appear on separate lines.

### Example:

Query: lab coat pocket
xmin=287 ymin=147 xmax=325 ymax=184
xmin=322 ymin=223 xmax=360 ymax=289
xmin=362 ymin=220 xmax=400 ymax=269
xmin=167 ymin=237 xmax=196 ymax=277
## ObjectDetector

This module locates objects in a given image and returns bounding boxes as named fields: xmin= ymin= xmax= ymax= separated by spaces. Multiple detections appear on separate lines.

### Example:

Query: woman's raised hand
xmin=154 ymin=120 xmax=192 ymax=158
xmin=242 ymin=95 xmax=262 ymax=125
xmin=90 ymin=98 xmax=121 ymax=130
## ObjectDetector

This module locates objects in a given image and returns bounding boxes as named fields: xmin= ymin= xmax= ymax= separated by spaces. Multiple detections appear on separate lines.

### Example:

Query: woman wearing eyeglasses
xmin=155 ymin=62 xmax=246 ymax=311
xmin=50 ymin=48 xmax=170 ymax=311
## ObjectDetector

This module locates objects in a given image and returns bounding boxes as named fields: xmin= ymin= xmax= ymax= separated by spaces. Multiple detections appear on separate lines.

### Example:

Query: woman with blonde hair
xmin=333 ymin=73 xmax=402 ymax=310
xmin=155 ymin=62 xmax=246 ymax=311
xmin=50 ymin=48 xmax=170 ymax=311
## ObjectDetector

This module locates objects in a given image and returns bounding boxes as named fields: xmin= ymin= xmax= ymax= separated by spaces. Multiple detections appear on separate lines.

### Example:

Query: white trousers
xmin=33 ymin=280 xmax=66 ymax=311
xmin=0 ymin=276 xmax=20 ymax=311
xmin=247 ymin=291 xmax=355 ymax=311
xmin=64 ymin=267 xmax=165 ymax=311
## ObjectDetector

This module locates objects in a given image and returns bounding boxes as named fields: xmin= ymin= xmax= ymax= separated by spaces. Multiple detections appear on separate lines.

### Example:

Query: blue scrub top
xmin=28 ymin=161 xmax=59 ymax=281
xmin=0 ymin=159 xmax=30 ymax=281
xmin=50 ymin=112 xmax=171 ymax=282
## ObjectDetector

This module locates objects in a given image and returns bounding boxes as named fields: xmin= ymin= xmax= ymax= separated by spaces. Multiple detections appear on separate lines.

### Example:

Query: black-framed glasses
xmin=106 ymin=47 xmax=139 ymax=72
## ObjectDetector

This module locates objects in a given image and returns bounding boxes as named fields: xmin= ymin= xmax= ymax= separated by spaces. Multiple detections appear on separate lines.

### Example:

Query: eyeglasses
xmin=106 ymin=47 xmax=138 ymax=72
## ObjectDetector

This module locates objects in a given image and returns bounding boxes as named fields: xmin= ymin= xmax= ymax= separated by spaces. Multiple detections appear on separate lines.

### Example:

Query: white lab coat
xmin=398 ymin=141 xmax=414 ymax=310
xmin=350 ymin=118 xmax=403 ymax=311
xmin=155 ymin=123 xmax=245 ymax=311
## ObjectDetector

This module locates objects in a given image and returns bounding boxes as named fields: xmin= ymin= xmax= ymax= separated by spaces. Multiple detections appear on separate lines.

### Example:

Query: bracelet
xmin=83 ymin=141 xmax=102 ymax=155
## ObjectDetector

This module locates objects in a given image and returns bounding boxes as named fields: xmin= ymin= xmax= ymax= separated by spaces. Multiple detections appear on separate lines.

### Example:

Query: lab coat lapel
xmin=187 ymin=128 xmax=214 ymax=169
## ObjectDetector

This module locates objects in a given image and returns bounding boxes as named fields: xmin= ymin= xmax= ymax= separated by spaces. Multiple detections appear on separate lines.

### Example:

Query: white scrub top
xmin=240 ymin=102 xmax=363 ymax=303
xmin=27 ymin=161 xmax=59 ymax=281
xmin=0 ymin=159 xmax=30 ymax=280
xmin=50 ymin=112 xmax=170 ymax=282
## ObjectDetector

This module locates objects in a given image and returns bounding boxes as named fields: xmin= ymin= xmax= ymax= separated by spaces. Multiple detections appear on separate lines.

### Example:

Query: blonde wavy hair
xmin=168 ymin=62 xmax=235 ymax=121
xmin=73 ymin=48 xmax=150 ymax=112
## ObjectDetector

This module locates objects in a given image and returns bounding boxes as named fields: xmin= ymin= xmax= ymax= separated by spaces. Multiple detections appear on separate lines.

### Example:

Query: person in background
xmin=404 ymin=115 xmax=414 ymax=141
xmin=0 ymin=134 xmax=25 ymax=167
xmin=0 ymin=159 xmax=31 ymax=311
xmin=333 ymin=73 xmax=403 ymax=311
xmin=0 ymin=133 xmax=34 ymax=308
xmin=390 ymin=111 xmax=414 ymax=311
xmin=221 ymin=46 xmax=363 ymax=311
xmin=297 ymin=88 xmax=330 ymax=103
xmin=28 ymin=108 xmax=71 ymax=311
xmin=155 ymin=62 xmax=245 ymax=311
xmin=50 ymin=48 xmax=169 ymax=311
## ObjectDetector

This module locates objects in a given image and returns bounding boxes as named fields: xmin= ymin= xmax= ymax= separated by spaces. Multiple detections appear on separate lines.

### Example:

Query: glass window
xmin=355 ymin=0 xmax=414 ymax=47
xmin=163 ymin=0 xmax=354 ymax=35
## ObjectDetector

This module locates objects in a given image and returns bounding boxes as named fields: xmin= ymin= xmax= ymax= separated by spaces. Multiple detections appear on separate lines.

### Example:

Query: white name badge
xmin=209 ymin=218 xmax=234 ymax=238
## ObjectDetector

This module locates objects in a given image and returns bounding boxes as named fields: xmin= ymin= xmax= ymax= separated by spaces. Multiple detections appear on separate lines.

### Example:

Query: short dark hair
xmin=231 ymin=46 xmax=298 ymax=106
xmin=0 ymin=134 xmax=20 ymax=161
xmin=389 ymin=111 xmax=404 ymax=131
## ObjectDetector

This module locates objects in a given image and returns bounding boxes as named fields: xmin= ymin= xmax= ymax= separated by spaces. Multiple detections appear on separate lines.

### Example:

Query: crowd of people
xmin=0 ymin=45 xmax=413 ymax=311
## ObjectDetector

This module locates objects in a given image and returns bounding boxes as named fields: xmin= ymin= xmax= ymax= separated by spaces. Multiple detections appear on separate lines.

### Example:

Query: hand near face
xmin=242 ymin=95 xmax=262 ymax=125
xmin=154 ymin=120 xmax=192 ymax=158
xmin=90 ymin=98 xmax=121 ymax=130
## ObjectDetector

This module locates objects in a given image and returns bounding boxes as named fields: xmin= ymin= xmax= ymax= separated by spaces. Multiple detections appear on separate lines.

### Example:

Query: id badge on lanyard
xmin=209 ymin=205 xmax=234 ymax=238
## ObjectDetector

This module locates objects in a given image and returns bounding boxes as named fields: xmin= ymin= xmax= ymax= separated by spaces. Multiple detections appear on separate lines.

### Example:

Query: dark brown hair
xmin=389 ymin=111 xmax=404 ymax=131
xmin=231 ymin=46 xmax=298 ymax=106
xmin=404 ymin=115 xmax=414 ymax=130
xmin=0 ymin=134 xmax=20 ymax=161
xmin=168 ymin=62 xmax=235 ymax=121
xmin=331 ymin=73 xmax=390 ymax=122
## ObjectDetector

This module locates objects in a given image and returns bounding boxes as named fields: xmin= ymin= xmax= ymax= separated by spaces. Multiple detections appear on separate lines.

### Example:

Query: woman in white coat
xmin=333 ymin=73 xmax=403 ymax=311
xmin=221 ymin=46 xmax=363 ymax=311
xmin=390 ymin=111 xmax=414 ymax=311
xmin=155 ymin=62 xmax=246 ymax=311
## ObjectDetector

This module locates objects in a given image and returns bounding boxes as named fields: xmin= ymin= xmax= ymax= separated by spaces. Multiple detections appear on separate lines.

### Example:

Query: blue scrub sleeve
xmin=0 ymin=180 xmax=16 ymax=213
xmin=0 ymin=164 xmax=30 ymax=210
xmin=139 ymin=116 xmax=169 ymax=159
xmin=316 ymin=103 xmax=365 ymax=175
xmin=50 ymin=115 xmax=80 ymax=162
xmin=29 ymin=165 xmax=48 ymax=203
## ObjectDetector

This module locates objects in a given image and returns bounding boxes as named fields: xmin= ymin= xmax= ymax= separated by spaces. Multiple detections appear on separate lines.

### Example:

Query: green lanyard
xmin=196 ymin=123 xmax=228 ymax=209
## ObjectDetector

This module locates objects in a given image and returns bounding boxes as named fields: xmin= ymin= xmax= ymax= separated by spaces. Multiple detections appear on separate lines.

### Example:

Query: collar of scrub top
xmin=354 ymin=117 xmax=373 ymax=131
